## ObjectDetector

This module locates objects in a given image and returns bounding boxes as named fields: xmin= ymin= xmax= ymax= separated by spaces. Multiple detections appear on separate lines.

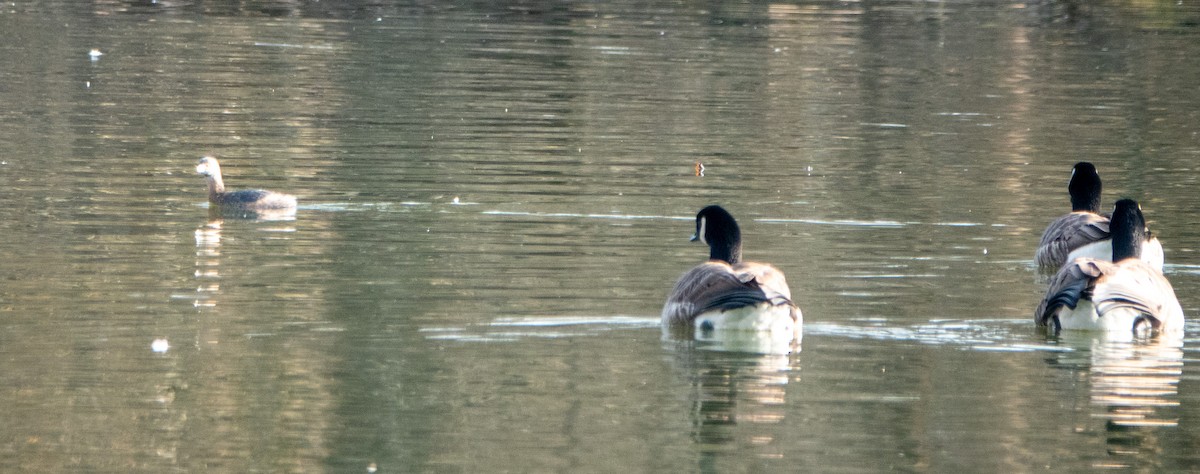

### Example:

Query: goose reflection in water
xmin=664 ymin=338 xmax=799 ymax=470
xmin=1047 ymin=333 xmax=1184 ymax=469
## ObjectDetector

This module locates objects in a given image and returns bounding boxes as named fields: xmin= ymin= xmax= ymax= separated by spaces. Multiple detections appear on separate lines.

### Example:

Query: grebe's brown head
xmin=196 ymin=156 xmax=222 ymax=177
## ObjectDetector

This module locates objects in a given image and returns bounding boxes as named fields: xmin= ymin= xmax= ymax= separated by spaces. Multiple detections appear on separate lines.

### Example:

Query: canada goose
xmin=1035 ymin=162 xmax=1163 ymax=270
xmin=1035 ymin=199 xmax=1183 ymax=334
xmin=195 ymin=156 xmax=297 ymax=211
xmin=661 ymin=205 xmax=801 ymax=337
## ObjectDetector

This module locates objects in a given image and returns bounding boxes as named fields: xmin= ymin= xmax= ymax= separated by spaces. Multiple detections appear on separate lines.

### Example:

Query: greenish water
xmin=3 ymin=1 xmax=1200 ymax=471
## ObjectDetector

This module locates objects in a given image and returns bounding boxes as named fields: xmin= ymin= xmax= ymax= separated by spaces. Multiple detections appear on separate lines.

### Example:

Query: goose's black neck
xmin=710 ymin=238 xmax=743 ymax=265
xmin=697 ymin=205 xmax=743 ymax=265
xmin=1068 ymin=162 xmax=1102 ymax=213
xmin=1110 ymin=199 xmax=1145 ymax=262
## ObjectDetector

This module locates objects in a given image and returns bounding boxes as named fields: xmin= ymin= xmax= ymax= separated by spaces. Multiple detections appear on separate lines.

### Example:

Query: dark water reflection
xmin=4 ymin=0 xmax=1200 ymax=471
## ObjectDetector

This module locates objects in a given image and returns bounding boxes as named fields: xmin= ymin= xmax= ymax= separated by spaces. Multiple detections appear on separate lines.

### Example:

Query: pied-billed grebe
xmin=661 ymin=205 xmax=801 ymax=337
xmin=1034 ymin=162 xmax=1162 ymax=270
xmin=195 ymin=156 xmax=297 ymax=211
xmin=1036 ymin=199 xmax=1182 ymax=334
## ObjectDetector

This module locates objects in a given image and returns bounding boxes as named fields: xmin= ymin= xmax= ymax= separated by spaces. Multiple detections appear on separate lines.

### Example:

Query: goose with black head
xmin=1036 ymin=199 xmax=1183 ymax=334
xmin=1035 ymin=162 xmax=1162 ymax=270
xmin=662 ymin=205 xmax=801 ymax=339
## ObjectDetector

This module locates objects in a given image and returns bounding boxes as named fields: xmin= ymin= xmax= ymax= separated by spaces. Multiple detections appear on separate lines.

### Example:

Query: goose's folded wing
xmin=700 ymin=287 xmax=773 ymax=313
xmin=1092 ymin=261 xmax=1182 ymax=321
xmin=1035 ymin=213 xmax=1110 ymax=267
xmin=662 ymin=263 xmax=769 ymax=323
xmin=733 ymin=262 xmax=795 ymax=306
xmin=1035 ymin=258 xmax=1109 ymax=326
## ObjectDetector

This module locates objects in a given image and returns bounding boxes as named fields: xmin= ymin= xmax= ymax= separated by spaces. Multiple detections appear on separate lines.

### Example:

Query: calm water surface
xmin=3 ymin=1 xmax=1200 ymax=471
